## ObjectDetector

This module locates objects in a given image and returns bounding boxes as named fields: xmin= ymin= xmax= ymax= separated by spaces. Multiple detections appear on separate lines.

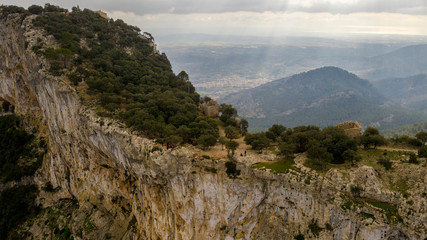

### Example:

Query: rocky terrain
xmin=0 ymin=10 xmax=426 ymax=240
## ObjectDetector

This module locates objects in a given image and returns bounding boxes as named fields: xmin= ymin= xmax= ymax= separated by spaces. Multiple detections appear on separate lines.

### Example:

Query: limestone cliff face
xmin=1 ymin=15 xmax=426 ymax=240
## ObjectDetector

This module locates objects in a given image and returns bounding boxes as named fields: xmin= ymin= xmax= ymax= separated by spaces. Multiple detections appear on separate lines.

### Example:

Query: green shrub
xmin=408 ymin=153 xmax=418 ymax=164
xmin=204 ymin=167 xmax=217 ymax=173
xmin=294 ymin=234 xmax=305 ymax=240
xmin=377 ymin=158 xmax=392 ymax=170
xmin=418 ymin=146 xmax=427 ymax=158
xmin=308 ymin=219 xmax=323 ymax=237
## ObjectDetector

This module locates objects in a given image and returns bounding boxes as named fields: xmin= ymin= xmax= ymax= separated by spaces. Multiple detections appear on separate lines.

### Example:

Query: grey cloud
xmin=4 ymin=0 xmax=427 ymax=15
xmin=87 ymin=0 xmax=427 ymax=15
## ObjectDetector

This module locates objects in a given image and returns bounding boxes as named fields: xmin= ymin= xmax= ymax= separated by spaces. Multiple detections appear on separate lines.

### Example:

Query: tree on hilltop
xmin=360 ymin=127 xmax=386 ymax=149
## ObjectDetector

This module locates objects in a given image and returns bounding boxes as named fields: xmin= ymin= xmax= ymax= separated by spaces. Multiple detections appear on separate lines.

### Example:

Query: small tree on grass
xmin=225 ymin=126 xmax=240 ymax=140
xmin=360 ymin=127 xmax=386 ymax=149
xmin=225 ymin=140 xmax=239 ymax=157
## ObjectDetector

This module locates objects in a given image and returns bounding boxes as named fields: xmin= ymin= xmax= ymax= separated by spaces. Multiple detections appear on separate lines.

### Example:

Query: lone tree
xmin=225 ymin=140 xmax=239 ymax=157
xmin=219 ymin=136 xmax=227 ymax=150
xmin=225 ymin=126 xmax=240 ymax=140
xmin=239 ymin=118 xmax=249 ymax=134
xmin=177 ymin=70 xmax=189 ymax=82
xmin=360 ymin=127 xmax=386 ymax=149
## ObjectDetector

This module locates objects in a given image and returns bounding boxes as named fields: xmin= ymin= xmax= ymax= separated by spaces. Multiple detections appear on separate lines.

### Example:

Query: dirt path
xmin=377 ymin=146 xmax=417 ymax=153
xmin=192 ymin=125 xmax=280 ymax=165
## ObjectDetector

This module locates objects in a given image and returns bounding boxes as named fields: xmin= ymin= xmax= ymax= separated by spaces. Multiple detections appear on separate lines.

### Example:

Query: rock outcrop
xmin=200 ymin=100 xmax=220 ymax=117
xmin=0 ymin=14 xmax=426 ymax=240
xmin=337 ymin=121 xmax=362 ymax=138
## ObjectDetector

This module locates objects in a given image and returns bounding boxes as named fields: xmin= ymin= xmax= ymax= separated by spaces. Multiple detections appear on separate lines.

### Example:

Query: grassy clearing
xmin=253 ymin=157 xmax=296 ymax=174
xmin=389 ymin=178 xmax=410 ymax=198
xmin=360 ymin=212 xmax=375 ymax=220
xmin=341 ymin=197 xmax=402 ymax=223
xmin=363 ymin=198 xmax=403 ymax=223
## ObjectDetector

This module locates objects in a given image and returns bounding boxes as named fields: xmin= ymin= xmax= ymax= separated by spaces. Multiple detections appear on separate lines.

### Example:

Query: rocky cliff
xmin=0 ymin=13 xmax=426 ymax=240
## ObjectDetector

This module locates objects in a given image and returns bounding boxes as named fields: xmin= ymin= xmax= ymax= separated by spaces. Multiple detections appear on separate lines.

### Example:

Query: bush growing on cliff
xmin=1 ymin=101 xmax=11 ymax=112
xmin=225 ymin=161 xmax=240 ymax=178
xmin=294 ymin=234 xmax=305 ymax=240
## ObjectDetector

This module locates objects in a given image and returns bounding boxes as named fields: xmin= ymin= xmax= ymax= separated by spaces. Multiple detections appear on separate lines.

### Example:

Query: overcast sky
xmin=4 ymin=0 xmax=427 ymax=39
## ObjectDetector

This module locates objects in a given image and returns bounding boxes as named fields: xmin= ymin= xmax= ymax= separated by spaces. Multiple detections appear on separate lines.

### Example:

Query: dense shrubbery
xmin=24 ymin=5 xmax=202 ymax=142
xmin=390 ymin=135 xmax=421 ymax=147
xmin=245 ymin=124 xmax=359 ymax=170
xmin=0 ymin=114 xmax=46 ymax=182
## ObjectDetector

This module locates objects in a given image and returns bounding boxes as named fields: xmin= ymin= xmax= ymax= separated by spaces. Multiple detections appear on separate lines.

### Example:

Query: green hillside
xmin=364 ymin=44 xmax=427 ymax=80
xmin=222 ymin=67 xmax=427 ymax=132
xmin=373 ymin=74 xmax=427 ymax=115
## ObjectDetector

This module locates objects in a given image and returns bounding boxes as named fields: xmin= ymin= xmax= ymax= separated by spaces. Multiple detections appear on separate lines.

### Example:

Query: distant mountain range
xmin=164 ymin=41 xmax=427 ymax=98
xmin=361 ymin=44 xmax=427 ymax=80
xmin=221 ymin=67 xmax=427 ymax=132
xmin=373 ymin=74 xmax=427 ymax=115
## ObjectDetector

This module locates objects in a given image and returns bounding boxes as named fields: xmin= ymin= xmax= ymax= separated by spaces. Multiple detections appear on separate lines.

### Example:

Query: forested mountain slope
xmin=222 ymin=67 xmax=427 ymax=131
xmin=373 ymin=74 xmax=427 ymax=115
